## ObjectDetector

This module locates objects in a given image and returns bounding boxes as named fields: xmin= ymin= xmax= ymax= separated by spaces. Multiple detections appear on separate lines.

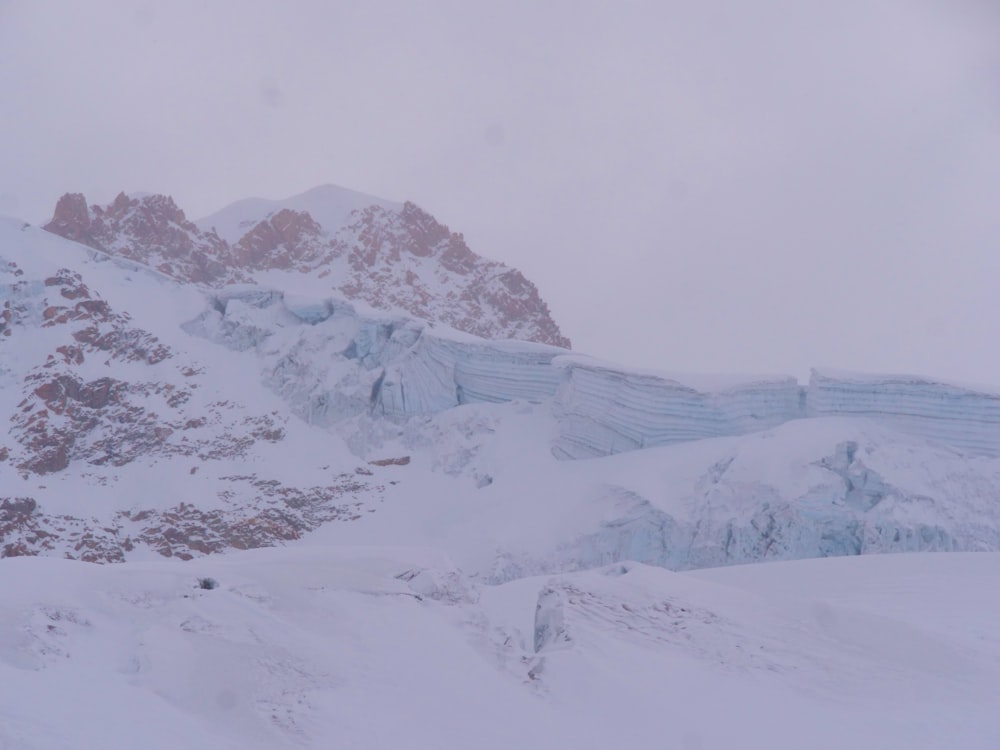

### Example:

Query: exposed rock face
xmin=231 ymin=208 xmax=328 ymax=269
xmin=44 ymin=192 xmax=234 ymax=284
xmin=43 ymin=191 xmax=570 ymax=348
xmin=45 ymin=193 xmax=93 ymax=244
xmin=333 ymin=203 xmax=570 ymax=347
xmin=0 ymin=239 xmax=386 ymax=563
xmin=0 ymin=257 xmax=285 ymax=473
xmin=18 ymin=187 xmax=569 ymax=563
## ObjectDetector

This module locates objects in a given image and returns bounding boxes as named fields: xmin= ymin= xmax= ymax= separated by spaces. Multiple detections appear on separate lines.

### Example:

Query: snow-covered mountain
xmin=0 ymin=218 xmax=388 ymax=562
xmin=5 ymin=187 xmax=1000 ymax=747
xmin=6 ymin=205 xmax=1000 ymax=573
xmin=43 ymin=186 xmax=570 ymax=347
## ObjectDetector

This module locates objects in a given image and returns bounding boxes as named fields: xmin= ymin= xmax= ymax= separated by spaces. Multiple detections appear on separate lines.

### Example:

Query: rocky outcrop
xmin=0 ymin=259 xmax=288 ymax=476
xmin=43 ymin=190 xmax=571 ymax=347
xmin=0 ymin=232 xmax=389 ymax=563
xmin=44 ymin=193 xmax=93 ymax=245
xmin=334 ymin=203 xmax=570 ymax=347
xmin=0 ymin=472 xmax=375 ymax=562
xmin=44 ymin=192 xmax=234 ymax=284
xmin=231 ymin=209 xmax=329 ymax=269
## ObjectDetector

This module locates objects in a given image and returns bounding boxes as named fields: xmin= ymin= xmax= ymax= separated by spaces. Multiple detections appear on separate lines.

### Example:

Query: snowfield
xmin=1 ymin=549 xmax=998 ymax=749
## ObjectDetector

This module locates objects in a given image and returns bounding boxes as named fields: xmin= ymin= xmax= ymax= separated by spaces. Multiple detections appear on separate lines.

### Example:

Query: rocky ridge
xmin=44 ymin=190 xmax=570 ymax=347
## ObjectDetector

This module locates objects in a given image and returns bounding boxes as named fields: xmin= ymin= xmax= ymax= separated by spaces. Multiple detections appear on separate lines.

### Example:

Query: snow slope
xmin=1 ymin=548 xmax=997 ymax=749
xmin=312 ymin=407 xmax=1000 ymax=581
xmin=0 ymin=217 xmax=388 ymax=560
xmin=194 ymin=183 xmax=401 ymax=244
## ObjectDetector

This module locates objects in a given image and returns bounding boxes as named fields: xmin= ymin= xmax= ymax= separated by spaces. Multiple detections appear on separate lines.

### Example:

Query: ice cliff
xmin=807 ymin=369 xmax=1000 ymax=457
xmin=185 ymin=288 xmax=1000 ymax=461
xmin=550 ymin=361 xmax=804 ymax=459
xmin=183 ymin=286 xmax=567 ymax=427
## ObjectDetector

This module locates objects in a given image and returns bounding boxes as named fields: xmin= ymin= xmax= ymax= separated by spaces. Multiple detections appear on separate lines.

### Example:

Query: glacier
xmin=357 ymin=411 xmax=1000 ymax=585
xmin=550 ymin=359 xmax=804 ymax=459
xmin=184 ymin=285 xmax=566 ymax=426
xmin=6 ymin=215 xmax=1000 ymax=609
xmin=166 ymin=280 xmax=1000 ymax=582
xmin=182 ymin=286 xmax=1000 ymax=463
xmin=807 ymin=368 xmax=1000 ymax=457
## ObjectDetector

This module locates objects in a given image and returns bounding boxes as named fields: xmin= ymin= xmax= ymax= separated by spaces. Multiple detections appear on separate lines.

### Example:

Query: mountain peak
xmin=41 ymin=186 xmax=571 ymax=347
xmin=44 ymin=191 xmax=232 ymax=284
xmin=110 ymin=191 xmax=185 ymax=221
xmin=46 ymin=192 xmax=93 ymax=245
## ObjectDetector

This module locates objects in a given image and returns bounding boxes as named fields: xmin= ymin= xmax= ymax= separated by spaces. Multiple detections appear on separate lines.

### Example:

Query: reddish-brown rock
xmin=231 ymin=209 xmax=328 ymax=269
xmin=43 ymin=190 xmax=571 ymax=347
xmin=44 ymin=192 xmax=235 ymax=284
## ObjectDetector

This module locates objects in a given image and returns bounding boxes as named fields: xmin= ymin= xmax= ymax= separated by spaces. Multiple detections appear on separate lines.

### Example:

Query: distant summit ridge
xmin=45 ymin=191 xmax=231 ymax=284
xmin=43 ymin=187 xmax=570 ymax=347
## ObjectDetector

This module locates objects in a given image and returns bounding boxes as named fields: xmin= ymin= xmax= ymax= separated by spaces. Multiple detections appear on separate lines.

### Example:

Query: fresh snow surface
xmin=1 ymin=548 xmax=997 ymax=749
xmin=194 ymin=184 xmax=402 ymax=242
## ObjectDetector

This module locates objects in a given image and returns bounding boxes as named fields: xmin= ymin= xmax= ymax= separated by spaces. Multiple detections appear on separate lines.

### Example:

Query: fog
xmin=2 ymin=0 xmax=998 ymax=382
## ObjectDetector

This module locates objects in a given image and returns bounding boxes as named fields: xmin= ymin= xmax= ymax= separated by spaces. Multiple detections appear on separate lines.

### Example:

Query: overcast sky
xmin=1 ymin=0 xmax=998 ymax=383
